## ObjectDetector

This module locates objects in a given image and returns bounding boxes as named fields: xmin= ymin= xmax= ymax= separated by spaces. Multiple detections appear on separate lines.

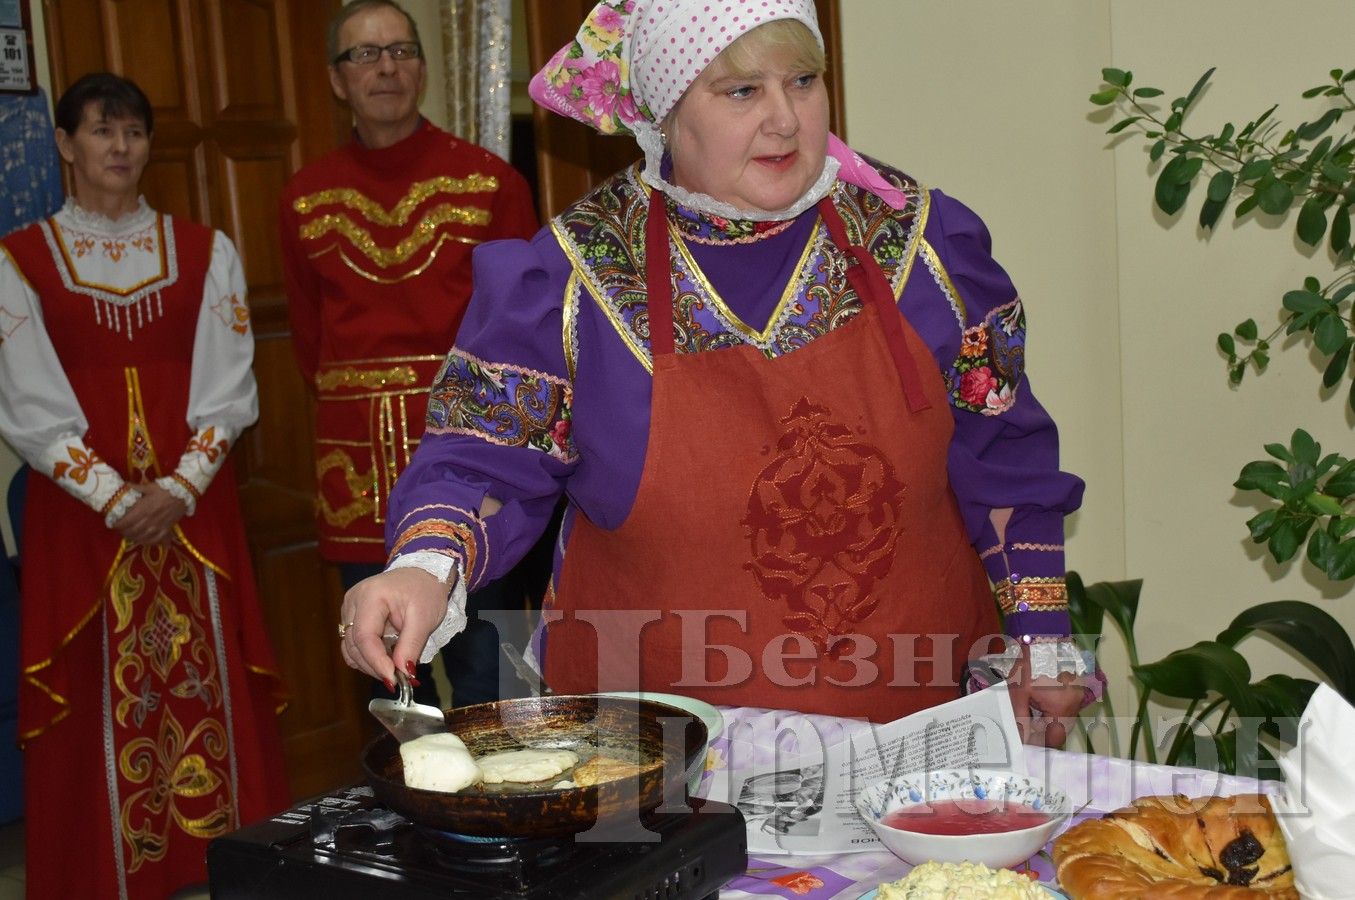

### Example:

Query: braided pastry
xmin=1053 ymin=794 xmax=1297 ymax=899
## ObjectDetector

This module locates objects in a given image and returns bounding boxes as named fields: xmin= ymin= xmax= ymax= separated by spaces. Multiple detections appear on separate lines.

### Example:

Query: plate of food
xmin=858 ymin=861 xmax=1067 ymax=898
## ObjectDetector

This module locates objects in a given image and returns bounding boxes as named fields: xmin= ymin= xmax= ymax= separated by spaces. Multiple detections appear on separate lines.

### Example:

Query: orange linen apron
xmin=544 ymin=192 xmax=1000 ymax=722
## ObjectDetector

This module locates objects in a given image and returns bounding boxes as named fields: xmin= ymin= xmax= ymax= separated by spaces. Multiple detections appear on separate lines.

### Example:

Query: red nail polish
xmin=408 ymin=677 xmax=422 ymax=688
xmin=383 ymin=678 xmax=395 ymax=693
xmin=405 ymin=660 xmax=417 ymax=677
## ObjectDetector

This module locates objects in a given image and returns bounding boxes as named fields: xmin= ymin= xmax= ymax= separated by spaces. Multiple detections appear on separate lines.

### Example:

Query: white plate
xmin=859 ymin=886 xmax=1065 ymax=899
xmin=596 ymin=691 xmax=724 ymax=741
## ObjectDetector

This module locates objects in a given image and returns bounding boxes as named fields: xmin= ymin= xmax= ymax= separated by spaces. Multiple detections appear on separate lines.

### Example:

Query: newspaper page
xmin=704 ymin=683 xmax=1025 ymax=855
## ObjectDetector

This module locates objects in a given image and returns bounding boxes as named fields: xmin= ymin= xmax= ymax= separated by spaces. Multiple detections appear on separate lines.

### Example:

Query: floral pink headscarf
xmin=529 ymin=0 xmax=907 ymax=212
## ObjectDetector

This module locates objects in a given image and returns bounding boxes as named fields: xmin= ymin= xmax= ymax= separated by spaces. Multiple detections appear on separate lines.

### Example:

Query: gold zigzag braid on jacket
xmin=300 ymin=203 xmax=492 ymax=270
xmin=290 ymin=174 xmax=501 ymax=226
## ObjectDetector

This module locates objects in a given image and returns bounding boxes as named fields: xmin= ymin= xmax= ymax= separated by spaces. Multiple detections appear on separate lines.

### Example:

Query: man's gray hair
xmin=326 ymin=0 xmax=423 ymax=62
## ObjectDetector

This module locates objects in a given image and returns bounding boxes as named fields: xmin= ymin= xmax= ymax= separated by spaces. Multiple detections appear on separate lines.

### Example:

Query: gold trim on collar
xmin=550 ymin=219 xmax=653 ymax=375
xmin=894 ymin=187 xmax=931 ymax=300
xmin=292 ymin=174 xmax=502 ymax=226
xmin=670 ymin=216 xmax=820 ymax=346
xmin=52 ymin=214 xmax=170 ymax=297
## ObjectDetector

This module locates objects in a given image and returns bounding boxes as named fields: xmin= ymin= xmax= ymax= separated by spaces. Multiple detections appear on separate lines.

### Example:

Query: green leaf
xmin=1064 ymin=571 xmax=1105 ymax=651
xmin=1265 ymin=442 xmax=1296 ymax=463
xmin=1235 ymin=319 xmax=1258 ymax=340
xmin=1306 ymin=492 xmax=1347 ymax=516
xmin=1292 ymin=428 xmax=1320 ymax=465
xmin=1315 ymin=314 xmax=1349 ymax=355
xmin=1296 ymin=107 xmax=1344 ymax=141
xmin=1246 ymin=509 xmax=1280 ymax=541
xmin=1107 ymin=116 xmax=1144 ymax=135
xmin=1217 ymin=601 xmax=1355 ymax=699
xmin=1206 ymin=171 xmax=1235 ymax=202
xmin=1101 ymin=67 xmax=1130 ymax=87
xmin=1324 ymin=459 xmax=1355 ymax=497
xmin=1349 ymin=376 xmax=1355 ymax=414
xmin=1269 ymin=520 xmax=1306 ymax=562
xmin=1248 ymin=673 xmax=1319 ymax=727
xmin=1257 ymin=178 xmax=1295 ymax=215
xmin=1322 ymin=340 xmax=1352 ymax=387
xmin=1075 ymin=577 xmax=1142 ymax=646
xmin=1234 ymin=460 xmax=1286 ymax=491
xmin=1297 ymin=198 xmax=1329 ymax=246
xmin=1132 ymin=87 xmax=1164 ymax=98
xmin=1282 ymin=289 xmax=1325 ymax=314
xmin=1134 ymin=641 xmax=1258 ymax=713
xmin=1217 ymin=333 xmax=1237 ymax=355
xmin=1309 ymin=527 xmax=1336 ymax=568
xmin=1090 ymin=89 xmax=1119 ymax=106
xmin=1239 ymin=158 xmax=1273 ymax=181
xmin=1333 ymin=516 xmax=1355 ymax=539
xmin=1331 ymin=205 xmax=1352 ymax=251
xmin=1155 ymin=166 xmax=1192 ymax=215
xmin=1184 ymin=67 xmax=1216 ymax=109
xmin=1198 ymin=198 xmax=1226 ymax=229
xmin=1150 ymin=139 xmax=1167 ymax=162
xmin=1329 ymin=539 xmax=1355 ymax=581
xmin=1252 ymin=350 xmax=1270 ymax=371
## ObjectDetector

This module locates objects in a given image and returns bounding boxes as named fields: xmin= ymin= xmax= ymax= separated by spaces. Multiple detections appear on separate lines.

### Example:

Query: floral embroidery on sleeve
xmin=948 ymin=297 xmax=1025 ymax=416
xmin=0 ymin=306 xmax=28 ymax=346
xmin=209 ymin=292 xmax=251 ymax=335
xmin=426 ymin=349 xmax=576 ymax=462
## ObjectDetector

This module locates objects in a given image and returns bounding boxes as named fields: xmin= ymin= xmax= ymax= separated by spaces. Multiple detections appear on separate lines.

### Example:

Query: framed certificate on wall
xmin=0 ymin=0 xmax=36 ymax=94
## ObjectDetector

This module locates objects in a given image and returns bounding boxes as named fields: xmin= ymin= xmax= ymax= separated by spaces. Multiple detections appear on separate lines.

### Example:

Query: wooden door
xmin=42 ymin=0 xmax=368 ymax=800
xmin=524 ymin=0 xmax=845 ymax=219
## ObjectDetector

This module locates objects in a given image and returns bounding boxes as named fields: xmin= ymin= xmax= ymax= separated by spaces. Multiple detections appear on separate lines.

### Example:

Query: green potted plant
xmin=1063 ymin=67 xmax=1355 ymax=776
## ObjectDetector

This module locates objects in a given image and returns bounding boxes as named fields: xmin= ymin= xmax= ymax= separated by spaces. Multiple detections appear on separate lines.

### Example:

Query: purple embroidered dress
xmin=388 ymin=161 xmax=1086 ymax=680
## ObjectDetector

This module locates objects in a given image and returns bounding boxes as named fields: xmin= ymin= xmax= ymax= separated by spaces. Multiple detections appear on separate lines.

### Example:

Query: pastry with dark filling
xmin=1053 ymin=794 xmax=1297 ymax=898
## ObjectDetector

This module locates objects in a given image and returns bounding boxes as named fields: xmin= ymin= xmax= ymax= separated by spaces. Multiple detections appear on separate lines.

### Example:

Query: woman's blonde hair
xmin=715 ymin=19 xmax=826 ymax=79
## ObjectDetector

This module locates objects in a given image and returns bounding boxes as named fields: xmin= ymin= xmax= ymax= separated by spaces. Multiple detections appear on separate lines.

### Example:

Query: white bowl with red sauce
xmin=854 ymin=768 xmax=1070 ymax=870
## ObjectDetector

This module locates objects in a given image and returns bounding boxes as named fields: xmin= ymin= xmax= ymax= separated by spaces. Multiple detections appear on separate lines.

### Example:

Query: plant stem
xmin=1164 ymin=698 xmax=1204 ymax=765
xmin=1131 ymin=687 xmax=1158 ymax=764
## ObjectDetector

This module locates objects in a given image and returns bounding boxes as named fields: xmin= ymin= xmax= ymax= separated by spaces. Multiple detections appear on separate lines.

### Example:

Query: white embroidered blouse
xmin=0 ymin=198 xmax=257 ymax=525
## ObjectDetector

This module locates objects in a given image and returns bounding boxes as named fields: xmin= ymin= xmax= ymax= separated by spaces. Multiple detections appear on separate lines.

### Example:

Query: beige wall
xmin=842 ymin=0 xmax=1355 ymax=749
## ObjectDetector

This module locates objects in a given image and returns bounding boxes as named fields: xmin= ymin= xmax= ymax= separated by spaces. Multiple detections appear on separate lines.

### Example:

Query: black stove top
xmin=207 ymin=784 xmax=747 ymax=899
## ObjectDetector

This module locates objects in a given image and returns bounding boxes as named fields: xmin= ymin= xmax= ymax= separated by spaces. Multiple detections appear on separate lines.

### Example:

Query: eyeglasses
xmin=333 ymin=41 xmax=422 ymax=65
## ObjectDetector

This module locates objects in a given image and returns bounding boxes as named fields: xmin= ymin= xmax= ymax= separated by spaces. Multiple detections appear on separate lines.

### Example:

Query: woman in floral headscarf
xmin=342 ymin=0 xmax=1097 ymax=742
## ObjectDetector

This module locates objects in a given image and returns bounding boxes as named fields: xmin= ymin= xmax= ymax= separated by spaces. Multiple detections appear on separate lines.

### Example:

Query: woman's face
xmin=56 ymin=104 xmax=150 ymax=203
xmin=667 ymin=39 xmax=829 ymax=214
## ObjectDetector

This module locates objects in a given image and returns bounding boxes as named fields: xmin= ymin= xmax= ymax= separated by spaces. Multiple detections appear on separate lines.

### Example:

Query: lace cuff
xmin=103 ymin=485 xmax=143 ymax=527
xmin=156 ymin=476 xmax=197 ymax=515
xmin=965 ymin=639 xmax=1105 ymax=709
xmin=387 ymin=551 xmax=469 ymax=665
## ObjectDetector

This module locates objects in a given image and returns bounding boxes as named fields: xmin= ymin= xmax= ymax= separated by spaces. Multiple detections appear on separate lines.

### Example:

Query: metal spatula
xmin=368 ymin=669 xmax=446 ymax=743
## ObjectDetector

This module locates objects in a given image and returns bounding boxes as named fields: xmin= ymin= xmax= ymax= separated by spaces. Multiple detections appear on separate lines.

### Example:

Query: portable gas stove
xmin=207 ymin=784 xmax=748 ymax=899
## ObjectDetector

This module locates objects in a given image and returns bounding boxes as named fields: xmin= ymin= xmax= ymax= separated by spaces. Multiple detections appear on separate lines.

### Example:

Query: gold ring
xmin=338 ymin=622 xmax=355 ymax=639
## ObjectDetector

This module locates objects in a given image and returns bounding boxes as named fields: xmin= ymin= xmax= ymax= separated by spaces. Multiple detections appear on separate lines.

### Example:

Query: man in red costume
xmin=279 ymin=0 xmax=538 ymax=704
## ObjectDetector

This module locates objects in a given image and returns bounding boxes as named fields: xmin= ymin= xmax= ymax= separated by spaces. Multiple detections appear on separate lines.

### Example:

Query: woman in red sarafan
xmin=0 ymin=73 xmax=288 ymax=899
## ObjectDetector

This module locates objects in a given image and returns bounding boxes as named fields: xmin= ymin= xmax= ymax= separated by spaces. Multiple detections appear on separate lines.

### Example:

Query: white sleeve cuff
xmin=156 ymin=475 xmax=198 ymax=516
xmin=104 ymin=487 xmax=143 ymax=527
xmin=981 ymin=639 xmax=1092 ymax=681
xmin=387 ymin=552 xmax=468 ymax=664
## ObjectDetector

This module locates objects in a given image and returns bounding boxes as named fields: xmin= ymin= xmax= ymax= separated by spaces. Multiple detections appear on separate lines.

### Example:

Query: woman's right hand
xmin=340 ymin=567 xmax=452 ymax=687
